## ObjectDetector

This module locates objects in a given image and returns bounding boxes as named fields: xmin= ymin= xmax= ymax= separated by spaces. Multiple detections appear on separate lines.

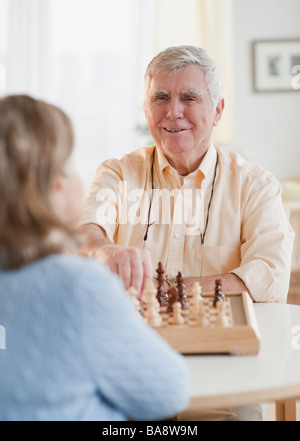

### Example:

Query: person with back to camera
xmin=0 ymin=94 xmax=189 ymax=421
xmin=81 ymin=46 xmax=295 ymax=420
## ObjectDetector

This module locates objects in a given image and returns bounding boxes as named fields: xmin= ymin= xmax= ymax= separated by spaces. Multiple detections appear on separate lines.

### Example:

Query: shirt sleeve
xmin=81 ymin=159 xmax=123 ymax=242
xmin=231 ymin=177 xmax=295 ymax=303
xmin=76 ymin=260 xmax=190 ymax=421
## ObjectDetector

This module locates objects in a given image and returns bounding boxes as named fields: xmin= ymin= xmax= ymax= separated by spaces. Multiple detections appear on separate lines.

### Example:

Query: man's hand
xmin=95 ymin=244 xmax=153 ymax=298
xmin=80 ymin=223 xmax=153 ymax=298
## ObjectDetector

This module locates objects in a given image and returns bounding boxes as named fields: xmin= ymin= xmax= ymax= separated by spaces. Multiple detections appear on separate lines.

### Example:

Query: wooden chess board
xmin=143 ymin=291 xmax=260 ymax=355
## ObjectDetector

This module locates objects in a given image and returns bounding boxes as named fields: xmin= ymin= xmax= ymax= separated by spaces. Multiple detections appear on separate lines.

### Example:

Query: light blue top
xmin=0 ymin=255 xmax=189 ymax=421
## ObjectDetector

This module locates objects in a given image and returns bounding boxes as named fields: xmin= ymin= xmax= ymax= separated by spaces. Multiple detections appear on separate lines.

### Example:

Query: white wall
xmin=232 ymin=0 xmax=300 ymax=180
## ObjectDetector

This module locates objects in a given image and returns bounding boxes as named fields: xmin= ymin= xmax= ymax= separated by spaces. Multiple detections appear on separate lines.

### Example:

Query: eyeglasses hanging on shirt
xmin=143 ymin=148 xmax=219 ymax=247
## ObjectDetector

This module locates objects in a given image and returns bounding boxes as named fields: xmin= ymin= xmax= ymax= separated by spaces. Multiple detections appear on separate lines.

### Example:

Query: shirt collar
xmin=198 ymin=143 xmax=217 ymax=180
xmin=155 ymin=146 xmax=171 ymax=173
xmin=155 ymin=143 xmax=217 ymax=179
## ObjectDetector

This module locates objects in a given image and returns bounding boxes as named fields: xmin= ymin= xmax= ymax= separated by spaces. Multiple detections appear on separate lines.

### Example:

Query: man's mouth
xmin=164 ymin=128 xmax=186 ymax=133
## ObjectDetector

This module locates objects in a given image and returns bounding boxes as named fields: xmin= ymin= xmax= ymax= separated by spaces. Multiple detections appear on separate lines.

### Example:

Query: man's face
xmin=144 ymin=64 xmax=223 ymax=170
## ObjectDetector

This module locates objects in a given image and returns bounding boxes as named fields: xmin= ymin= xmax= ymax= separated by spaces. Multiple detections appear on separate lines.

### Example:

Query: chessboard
xmin=127 ymin=263 xmax=261 ymax=356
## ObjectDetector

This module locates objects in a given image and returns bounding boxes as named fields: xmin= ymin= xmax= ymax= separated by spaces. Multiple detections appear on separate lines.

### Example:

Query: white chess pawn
xmin=190 ymin=282 xmax=203 ymax=321
xmin=144 ymin=280 xmax=162 ymax=327
xmin=192 ymin=281 xmax=202 ymax=300
xmin=145 ymin=301 xmax=162 ymax=327
xmin=144 ymin=280 xmax=160 ymax=311
xmin=171 ymin=302 xmax=184 ymax=325
xmin=215 ymin=301 xmax=229 ymax=327
xmin=196 ymin=300 xmax=209 ymax=327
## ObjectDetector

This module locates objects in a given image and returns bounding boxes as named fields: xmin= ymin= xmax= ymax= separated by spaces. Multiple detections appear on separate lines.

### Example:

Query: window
xmin=1 ymin=0 xmax=233 ymax=192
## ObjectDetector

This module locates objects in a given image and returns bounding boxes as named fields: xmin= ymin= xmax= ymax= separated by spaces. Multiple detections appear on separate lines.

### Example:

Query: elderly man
xmin=81 ymin=45 xmax=294 ymax=306
xmin=81 ymin=45 xmax=294 ymax=421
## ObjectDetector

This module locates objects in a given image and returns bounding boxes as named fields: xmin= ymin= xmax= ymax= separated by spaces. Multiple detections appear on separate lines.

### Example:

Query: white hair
xmin=144 ymin=45 xmax=223 ymax=106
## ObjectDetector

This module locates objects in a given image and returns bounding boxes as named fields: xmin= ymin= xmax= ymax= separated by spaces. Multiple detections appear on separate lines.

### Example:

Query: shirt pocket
xmin=201 ymin=245 xmax=241 ymax=276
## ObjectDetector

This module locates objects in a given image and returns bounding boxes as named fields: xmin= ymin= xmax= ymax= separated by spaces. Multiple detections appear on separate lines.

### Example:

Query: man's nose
xmin=166 ymin=98 xmax=184 ymax=119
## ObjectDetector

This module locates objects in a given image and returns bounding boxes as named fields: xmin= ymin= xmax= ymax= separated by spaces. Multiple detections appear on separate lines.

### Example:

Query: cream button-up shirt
xmin=83 ymin=144 xmax=294 ymax=303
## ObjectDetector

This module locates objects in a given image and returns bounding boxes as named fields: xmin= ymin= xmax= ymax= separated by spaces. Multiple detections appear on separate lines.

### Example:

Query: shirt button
xmin=175 ymin=232 xmax=181 ymax=239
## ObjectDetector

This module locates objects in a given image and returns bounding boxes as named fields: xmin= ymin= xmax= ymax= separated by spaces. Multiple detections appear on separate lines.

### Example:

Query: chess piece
xmin=127 ymin=286 xmax=140 ymax=313
xmin=176 ymin=271 xmax=188 ymax=309
xmin=144 ymin=280 xmax=158 ymax=305
xmin=144 ymin=280 xmax=162 ymax=328
xmin=213 ymin=278 xmax=225 ymax=307
xmin=196 ymin=300 xmax=209 ymax=327
xmin=167 ymin=287 xmax=177 ymax=313
xmin=156 ymin=261 xmax=168 ymax=306
xmin=170 ymin=302 xmax=184 ymax=325
xmin=189 ymin=281 xmax=203 ymax=321
xmin=215 ymin=301 xmax=229 ymax=327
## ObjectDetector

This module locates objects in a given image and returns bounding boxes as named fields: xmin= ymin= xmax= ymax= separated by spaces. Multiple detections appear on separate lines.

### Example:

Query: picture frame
xmin=252 ymin=39 xmax=300 ymax=92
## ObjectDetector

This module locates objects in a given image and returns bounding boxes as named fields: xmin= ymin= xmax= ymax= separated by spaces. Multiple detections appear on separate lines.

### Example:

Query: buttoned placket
xmin=165 ymin=171 xmax=204 ymax=278
xmin=154 ymin=146 xmax=216 ymax=279
xmin=166 ymin=187 xmax=185 ymax=276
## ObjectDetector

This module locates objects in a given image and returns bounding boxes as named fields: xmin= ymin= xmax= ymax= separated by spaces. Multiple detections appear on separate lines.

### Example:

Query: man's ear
xmin=214 ymin=98 xmax=225 ymax=126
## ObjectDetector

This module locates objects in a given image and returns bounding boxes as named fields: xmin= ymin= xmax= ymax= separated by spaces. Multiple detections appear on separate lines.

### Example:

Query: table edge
xmin=186 ymin=383 xmax=300 ymax=411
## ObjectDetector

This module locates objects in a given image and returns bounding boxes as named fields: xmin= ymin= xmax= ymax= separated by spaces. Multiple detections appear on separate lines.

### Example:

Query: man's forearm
xmin=183 ymin=273 xmax=255 ymax=301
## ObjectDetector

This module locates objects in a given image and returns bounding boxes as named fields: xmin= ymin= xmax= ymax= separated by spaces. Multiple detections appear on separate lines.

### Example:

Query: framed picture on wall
xmin=252 ymin=39 xmax=300 ymax=92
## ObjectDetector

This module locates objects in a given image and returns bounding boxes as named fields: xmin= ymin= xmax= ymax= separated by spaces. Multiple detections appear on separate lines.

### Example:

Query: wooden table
xmin=184 ymin=304 xmax=300 ymax=421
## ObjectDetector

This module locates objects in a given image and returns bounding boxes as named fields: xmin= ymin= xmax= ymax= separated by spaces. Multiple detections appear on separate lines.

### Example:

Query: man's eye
xmin=184 ymin=97 xmax=197 ymax=102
